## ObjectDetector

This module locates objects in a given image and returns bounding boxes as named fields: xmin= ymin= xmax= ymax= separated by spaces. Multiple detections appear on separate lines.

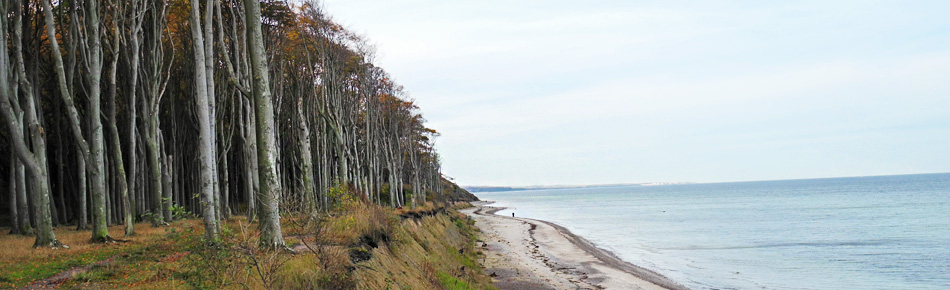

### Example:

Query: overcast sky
xmin=320 ymin=0 xmax=950 ymax=186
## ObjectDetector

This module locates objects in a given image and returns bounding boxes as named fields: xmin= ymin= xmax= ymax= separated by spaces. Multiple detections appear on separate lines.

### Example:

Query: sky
xmin=319 ymin=0 xmax=950 ymax=186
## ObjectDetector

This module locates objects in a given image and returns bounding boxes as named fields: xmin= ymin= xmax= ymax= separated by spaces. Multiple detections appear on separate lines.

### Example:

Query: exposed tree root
xmin=33 ymin=239 xmax=69 ymax=249
xmin=91 ymin=235 xmax=129 ymax=244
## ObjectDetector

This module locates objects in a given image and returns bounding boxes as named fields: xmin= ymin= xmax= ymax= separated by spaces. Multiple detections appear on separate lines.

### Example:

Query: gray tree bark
xmin=221 ymin=152 xmax=231 ymax=219
xmin=190 ymin=0 xmax=219 ymax=241
xmin=83 ymin=0 xmax=110 ymax=242
xmin=124 ymin=0 xmax=147 ymax=227
xmin=203 ymin=0 xmax=220 ymax=228
xmin=8 ymin=158 xmax=22 ymax=234
xmin=162 ymin=154 xmax=173 ymax=222
xmin=3 ymin=79 xmax=31 ymax=235
xmin=41 ymin=0 xmax=111 ymax=242
xmin=0 ymin=1 xmax=61 ymax=247
xmin=244 ymin=0 xmax=285 ymax=249
xmin=77 ymin=147 xmax=88 ymax=229
xmin=297 ymin=94 xmax=316 ymax=212
xmin=106 ymin=12 xmax=134 ymax=236
xmin=145 ymin=118 xmax=165 ymax=225
xmin=242 ymin=98 xmax=258 ymax=221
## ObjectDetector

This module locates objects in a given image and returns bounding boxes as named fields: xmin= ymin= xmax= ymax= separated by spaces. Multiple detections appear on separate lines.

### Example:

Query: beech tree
xmin=105 ymin=0 xmax=133 ymax=235
xmin=190 ymin=0 xmax=220 ymax=240
xmin=2 ymin=0 xmax=452 ymax=249
xmin=1 ymin=0 xmax=62 ymax=247
xmin=244 ymin=0 xmax=285 ymax=249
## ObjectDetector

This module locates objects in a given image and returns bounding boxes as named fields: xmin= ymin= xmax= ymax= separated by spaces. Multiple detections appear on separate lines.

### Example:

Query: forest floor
xmin=0 ymin=202 xmax=496 ymax=290
xmin=0 ymin=219 xmax=211 ymax=289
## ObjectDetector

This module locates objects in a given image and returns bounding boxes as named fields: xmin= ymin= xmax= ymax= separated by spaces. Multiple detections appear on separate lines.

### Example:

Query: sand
xmin=462 ymin=201 xmax=690 ymax=290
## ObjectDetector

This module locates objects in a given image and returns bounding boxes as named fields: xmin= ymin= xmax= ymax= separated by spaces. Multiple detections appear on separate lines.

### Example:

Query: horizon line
xmin=463 ymin=171 xmax=950 ymax=189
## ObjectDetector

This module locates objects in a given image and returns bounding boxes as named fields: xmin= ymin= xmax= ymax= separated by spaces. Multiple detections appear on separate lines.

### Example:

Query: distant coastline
xmin=466 ymin=172 xmax=950 ymax=193
xmin=466 ymin=182 xmax=691 ymax=193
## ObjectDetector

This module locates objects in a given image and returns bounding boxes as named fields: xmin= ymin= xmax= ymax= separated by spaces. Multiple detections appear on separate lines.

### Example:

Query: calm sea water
xmin=475 ymin=173 xmax=950 ymax=290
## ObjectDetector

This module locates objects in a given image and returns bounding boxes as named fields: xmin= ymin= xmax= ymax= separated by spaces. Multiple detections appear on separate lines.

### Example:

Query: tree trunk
xmin=84 ymin=0 xmax=111 ymax=242
xmin=221 ymin=154 xmax=231 ymax=219
xmin=297 ymin=97 xmax=315 ymax=211
xmin=76 ymin=148 xmax=88 ymax=229
xmin=243 ymin=98 xmax=258 ymax=221
xmin=162 ymin=154 xmax=173 ymax=222
xmin=40 ymin=0 xmax=111 ymax=242
xmin=126 ymin=4 xmax=142 ymax=228
xmin=15 ymin=151 xmax=30 ymax=234
xmin=8 ymin=159 xmax=20 ymax=234
xmin=106 ymin=17 xmax=134 ymax=235
xmin=245 ymin=0 xmax=285 ymax=249
xmin=203 ymin=0 xmax=220 ymax=231
xmin=190 ymin=0 xmax=219 ymax=241
xmin=0 ymin=2 xmax=61 ymax=247
xmin=145 ymin=121 xmax=164 ymax=225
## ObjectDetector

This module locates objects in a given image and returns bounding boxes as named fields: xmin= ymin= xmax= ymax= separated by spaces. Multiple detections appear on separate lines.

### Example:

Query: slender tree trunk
xmin=76 ymin=147 xmax=88 ymax=229
xmin=245 ymin=0 xmax=285 ymax=249
xmin=40 ymin=0 xmax=111 ymax=242
xmin=8 ymin=159 xmax=20 ymax=234
xmin=145 ymin=121 xmax=164 ymax=225
xmin=126 ymin=12 xmax=141 ymax=228
xmin=162 ymin=154 xmax=173 ymax=222
xmin=221 ymin=154 xmax=231 ymax=219
xmin=15 ymin=148 xmax=30 ymax=234
xmin=105 ymin=156 xmax=113 ymax=225
xmin=0 ymin=2 xmax=60 ymax=247
xmin=1 ymin=75 xmax=59 ymax=246
xmin=203 ymin=0 xmax=220 ymax=231
xmin=9 ymin=108 xmax=32 ymax=235
xmin=85 ymin=0 xmax=110 ymax=242
xmin=243 ymin=97 xmax=258 ymax=221
xmin=106 ymin=18 xmax=134 ymax=235
xmin=332 ymin=125 xmax=347 ymax=185
xmin=190 ymin=0 xmax=219 ymax=241
xmin=297 ymin=97 xmax=315 ymax=211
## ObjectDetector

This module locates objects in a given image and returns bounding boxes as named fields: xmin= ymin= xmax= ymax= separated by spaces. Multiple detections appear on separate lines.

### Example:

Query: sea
xmin=474 ymin=173 xmax=950 ymax=290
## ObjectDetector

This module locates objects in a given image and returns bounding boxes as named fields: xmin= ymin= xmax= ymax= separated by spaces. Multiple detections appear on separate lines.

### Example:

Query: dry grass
xmin=353 ymin=210 xmax=494 ymax=290
xmin=0 ymin=220 xmax=202 ymax=288
xmin=0 ymin=201 xmax=494 ymax=290
xmin=393 ymin=201 xmax=441 ymax=216
xmin=0 ymin=221 xmax=188 ymax=260
xmin=320 ymin=203 xmax=396 ymax=247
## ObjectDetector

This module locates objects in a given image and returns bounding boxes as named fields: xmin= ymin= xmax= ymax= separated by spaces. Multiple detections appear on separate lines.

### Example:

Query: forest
xmin=0 ymin=0 xmax=467 ymax=251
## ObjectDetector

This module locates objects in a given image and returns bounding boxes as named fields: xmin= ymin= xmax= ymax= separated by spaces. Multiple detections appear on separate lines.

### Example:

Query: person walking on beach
xmin=512 ymin=212 xmax=515 ymax=217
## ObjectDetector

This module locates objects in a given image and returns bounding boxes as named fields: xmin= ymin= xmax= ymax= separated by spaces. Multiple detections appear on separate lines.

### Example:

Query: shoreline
xmin=462 ymin=201 xmax=690 ymax=290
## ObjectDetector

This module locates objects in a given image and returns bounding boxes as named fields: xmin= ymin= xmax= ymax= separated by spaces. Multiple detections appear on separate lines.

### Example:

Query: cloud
xmin=321 ymin=0 xmax=950 ymax=186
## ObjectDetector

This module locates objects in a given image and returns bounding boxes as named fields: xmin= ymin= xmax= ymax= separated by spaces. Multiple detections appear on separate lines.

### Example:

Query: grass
xmin=437 ymin=270 xmax=478 ymax=290
xmin=352 ymin=203 xmax=495 ymax=290
xmin=0 ymin=200 xmax=495 ymax=289
xmin=0 ymin=221 xmax=196 ymax=289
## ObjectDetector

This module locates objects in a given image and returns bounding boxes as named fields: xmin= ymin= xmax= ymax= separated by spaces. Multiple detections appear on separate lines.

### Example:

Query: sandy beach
xmin=461 ymin=201 xmax=690 ymax=290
